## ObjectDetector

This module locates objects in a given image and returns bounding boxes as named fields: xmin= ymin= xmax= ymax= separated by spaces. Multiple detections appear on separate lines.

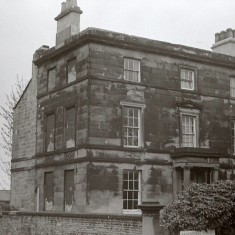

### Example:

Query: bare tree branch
xmin=0 ymin=76 xmax=26 ymax=189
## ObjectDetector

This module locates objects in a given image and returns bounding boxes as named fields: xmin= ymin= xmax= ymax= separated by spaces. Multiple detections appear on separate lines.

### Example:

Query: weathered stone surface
xmin=11 ymin=27 xmax=235 ymax=214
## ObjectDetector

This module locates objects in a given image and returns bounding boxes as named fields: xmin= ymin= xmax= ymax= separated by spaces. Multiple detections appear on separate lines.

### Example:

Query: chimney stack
xmin=211 ymin=28 xmax=235 ymax=56
xmin=55 ymin=0 xmax=83 ymax=46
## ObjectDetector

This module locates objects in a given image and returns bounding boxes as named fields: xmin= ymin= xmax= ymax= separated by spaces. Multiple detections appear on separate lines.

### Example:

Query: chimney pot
xmin=212 ymin=28 xmax=235 ymax=56
xmin=226 ymin=28 xmax=233 ymax=38
xmin=220 ymin=31 xmax=226 ymax=40
xmin=215 ymin=33 xmax=220 ymax=42
xmin=66 ymin=0 xmax=77 ymax=9
xmin=55 ymin=0 xmax=82 ymax=46
xmin=61 ymin=2 xmax=67 ymax=12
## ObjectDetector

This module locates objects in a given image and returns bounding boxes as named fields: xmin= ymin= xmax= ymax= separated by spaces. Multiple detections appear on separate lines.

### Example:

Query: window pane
xmin=123 ymin=200 xmax=127 ymax=209
xmin=133 ymin=129 xmax=138 ymax=137
xmin=123 ymin=170 xmax=140 ymax=210
xmin=181 ymin=115 xmax=196 ymax=147
xmin=123 ymin=107 xmax=140 ymax=147
xmin=124 ymin=58 xmax=140 ymax=82
xmin=181 ymin=69 xmax=195 ymax=90
xmin=134 ymin=171 xmax=138 ymax=180
xmin=230 ymin=78 xmax=235 ymax=97
xmin=134 ymin=181 xmax=138 ymax=190
xmin=127 ymin=200 xmax=131 ymax=209
xmin=133 ymin=137 xmax=138 ymax=146
xmin=134 ymin=191 xmax=138 ymax=200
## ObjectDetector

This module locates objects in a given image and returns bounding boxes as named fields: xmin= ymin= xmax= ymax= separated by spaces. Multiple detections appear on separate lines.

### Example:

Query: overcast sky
xmin=0 ymin=0 xmax=235 ymax=188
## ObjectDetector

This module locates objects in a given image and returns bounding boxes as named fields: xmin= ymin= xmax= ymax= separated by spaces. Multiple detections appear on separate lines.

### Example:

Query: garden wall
xmin=0 ymin=212 xmax=142 ymax=235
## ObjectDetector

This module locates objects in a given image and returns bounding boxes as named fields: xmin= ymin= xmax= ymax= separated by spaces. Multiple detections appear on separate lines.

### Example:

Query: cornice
xmin=33 ymin=28 xmax=235 ymax=69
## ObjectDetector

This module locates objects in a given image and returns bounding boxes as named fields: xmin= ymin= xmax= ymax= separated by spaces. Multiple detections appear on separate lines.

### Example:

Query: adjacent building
xmin=11 ymin=0 xmax=235 ymax=216
xmin=0 ymin=190 xmax=10 ymax=211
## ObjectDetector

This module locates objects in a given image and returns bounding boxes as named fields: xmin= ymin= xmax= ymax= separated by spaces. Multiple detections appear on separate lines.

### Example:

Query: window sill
xmin=123 ymin=209 xmax=141 ymax=215
xmin=180 ymin=88 xmax=196 ymax=93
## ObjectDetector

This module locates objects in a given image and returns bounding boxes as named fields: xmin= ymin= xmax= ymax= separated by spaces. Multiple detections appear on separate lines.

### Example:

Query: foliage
xmin=161 ymin=181 xmax=235 ymax=234
xmin=0 ymin=76 xmax=26 ymax=188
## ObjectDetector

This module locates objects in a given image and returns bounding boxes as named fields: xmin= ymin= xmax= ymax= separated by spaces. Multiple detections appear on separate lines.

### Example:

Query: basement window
xmin=124 ymin=58 xmax=141 ymax=82
xmin=67 ymin=58 xmax=77 ymax=83
xmin=180 ymin=68 xmax=195 ymax=90
xmin=65 ymin=107 xmax=76 ymax=148
xmin=64 ymin=170 xmax=74 ymax=212
xmin=44 ymin=171 xmax=54 ymax=211
xmin=45 ymin=113 xmax=55 ymax=152
xmin=123 ymin=170 xmax=141 ymax=213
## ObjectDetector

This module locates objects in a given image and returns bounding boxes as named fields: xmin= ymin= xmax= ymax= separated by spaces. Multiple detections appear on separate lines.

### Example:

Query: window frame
xmin=179 ymin=108 xmax=199 ymax=148
xmin=120 ymin=102 xmax=145 ymax=148
xmin=181 ymin=114 xmax=196 ymax=147
xmin=230 ymin=77 xmax=235 ymax=98
xmin=67 ymin=58 xmax=77 ymax=84
xmin=45 ymin=113 xmax=56 ymax=153
xmin=64 ymin=169 xmax=75 ymax=212
xmin=180 ymin=68 xmax=196 ymax=91
xmin=44 ymin=171 xmax=54 ymax=211
xmin=64 ymin=106 xmax=76 ymax=149
xmin=124 ymin=58 xmax=141 ymax=82
xmin=47 ymin=67 xmax=57 ymax=92
xmin=122 ymin=170 xmax=141 ymax=214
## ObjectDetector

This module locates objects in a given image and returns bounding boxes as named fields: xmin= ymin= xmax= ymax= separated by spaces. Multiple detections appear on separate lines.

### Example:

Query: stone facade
xmin=10 ymin=0 xmax=235 ymax=226
xmin=11 ymin=26 xmax=235 ymax=215
xmin=11 ymin=72 xmax=37 ymax=210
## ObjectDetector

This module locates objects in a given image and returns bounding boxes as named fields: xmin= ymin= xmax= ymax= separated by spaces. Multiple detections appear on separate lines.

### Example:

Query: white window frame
xmin=124 ymin=58 xmax=141 ymax=82
xmin=180 ymin=108 xmax=199 ymax=148
xmin=123 ymin=107 xmax=140 ymax=148
xmin=230 ymin=77 xmax=235 ymax=98
xmin=181 ymin=115 xmax=196 ymax=147
xmin=120 ymin=102 xmax=145 ymax=148
xmin=231 ymin=120 xmax=235 ymax=155
xmin=123 ymin=170 xmax=141 ymax=214
xmin=180 ymin=68 xmax=195 ymax=91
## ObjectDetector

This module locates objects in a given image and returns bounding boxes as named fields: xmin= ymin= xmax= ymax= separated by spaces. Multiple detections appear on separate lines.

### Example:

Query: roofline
xmin=33 ymin=27 xmax=235 ymax=68
xmin=14 ymin=79 xmax=32 ymax=109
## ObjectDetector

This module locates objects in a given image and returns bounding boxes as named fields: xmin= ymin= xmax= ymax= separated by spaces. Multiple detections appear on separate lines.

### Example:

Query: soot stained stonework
xmin=10 ymin=0 xmax=235 ymax=221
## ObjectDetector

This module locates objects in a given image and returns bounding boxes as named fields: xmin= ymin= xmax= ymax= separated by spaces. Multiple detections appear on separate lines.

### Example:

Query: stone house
xmin=11 ymin=0 xmax=235 ymax=216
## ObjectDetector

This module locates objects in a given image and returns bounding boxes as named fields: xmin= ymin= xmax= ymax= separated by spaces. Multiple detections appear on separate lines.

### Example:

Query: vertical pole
xmin=213 ymin=168 xmax=219 ymax=182
xmin=138 ymin=202 xmax=164 ymax=235
xmin=183 ymin=167 xmax=191 ymax=189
